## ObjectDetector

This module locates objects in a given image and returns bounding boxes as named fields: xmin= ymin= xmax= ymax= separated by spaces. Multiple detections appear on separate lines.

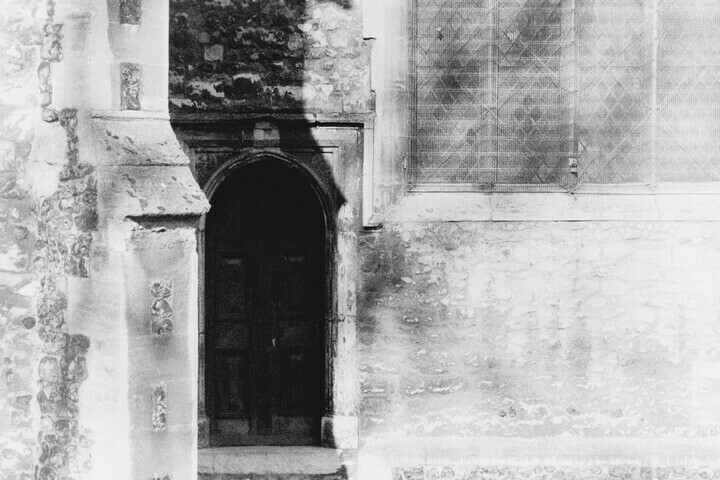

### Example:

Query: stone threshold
xmin=198 ymin=446 xmax=347 ymax=475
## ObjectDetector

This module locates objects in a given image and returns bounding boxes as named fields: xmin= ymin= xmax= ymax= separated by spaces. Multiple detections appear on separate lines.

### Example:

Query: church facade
xmin=1 ymin=1 xmax=720 ymax=479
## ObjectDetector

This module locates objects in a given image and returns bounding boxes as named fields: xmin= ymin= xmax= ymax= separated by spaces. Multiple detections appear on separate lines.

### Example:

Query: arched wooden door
xmin=205 ymin=159 xmax=326 ymax=446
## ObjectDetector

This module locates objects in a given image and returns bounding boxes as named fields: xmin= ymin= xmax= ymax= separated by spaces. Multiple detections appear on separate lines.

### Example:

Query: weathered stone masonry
xmin=169 ymin=0 xmax=371 ymax=114
xmin=32 ymin=1 xmax=99 ymax=477
xmin=0 ymin=0 xmax=44 ymax=472
xmin=34 ymin=106 xmax=96 ymax=480
xmin=392 ymin=465 xmax=720 ymax=480
xmin=3 ymin=1 xmax=208 ymax=479
xmin=171 ymin=0 xmax=720 ymax=479
xmin=2 ymin=1 xmax=720 ymax=480
xmin=359 ymin=221 xmax=720 ymax=437
xmin=170 ymin=0 xmax=371 ymax=454
xmin=1 ymin=1 xmax=95 ymax=479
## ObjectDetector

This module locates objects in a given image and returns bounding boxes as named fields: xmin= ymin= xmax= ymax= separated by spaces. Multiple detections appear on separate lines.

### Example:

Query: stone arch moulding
xmin=197 ymin=150 xmax=359 ymax=450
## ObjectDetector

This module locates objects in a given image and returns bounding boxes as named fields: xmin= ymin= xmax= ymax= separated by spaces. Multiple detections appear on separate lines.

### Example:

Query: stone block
xmin=120 ymin=0 xmax=142 ymax=24
xmin=120 ymin=63 xmax=142 ymax=111
xmin=321 ymin=415 xmax=358 ymax=449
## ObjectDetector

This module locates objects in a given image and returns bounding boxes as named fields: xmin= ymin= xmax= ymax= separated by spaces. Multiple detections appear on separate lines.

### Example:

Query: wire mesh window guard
xmin=409 ymin=0 xmax=720 ymax=189
xmin=656 ymin=0 xmax=720 ymax=182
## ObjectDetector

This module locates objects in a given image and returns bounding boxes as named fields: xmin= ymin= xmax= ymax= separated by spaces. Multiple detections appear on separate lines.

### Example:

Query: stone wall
xmin=3 ymin=1 xmax=208 ymax=479
xmin=353 ymin=193 xmax=720 ymax=479
xmin=392 ymin=465 xmax=720 ymax=480
xmin=1 ymin=1 xmax=100 ymax=479
xmin=0 ymin=1 xmax=51 ymax=479
xmin=355 ymin=4 xmax=720 ymax=471
xmin=363 ymin=0 xmax=410 ymax=218
xmin=359 ymin=220 xmax=720 ymax=438
xmin=176 ymin=119 xmax=363 ymax=449
xmin=170 ymin=3 xmax=720 ymax=480
xmin=169 ymin=0 xmax=371 ymax=114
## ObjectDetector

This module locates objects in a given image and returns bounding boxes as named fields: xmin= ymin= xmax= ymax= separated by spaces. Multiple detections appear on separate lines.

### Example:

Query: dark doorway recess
xmin=205 ymin=158 xmax=327 ymax=446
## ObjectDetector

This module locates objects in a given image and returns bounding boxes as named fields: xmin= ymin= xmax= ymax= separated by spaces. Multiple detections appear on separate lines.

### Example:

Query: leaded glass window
xmin=410 ymin=0 xmax=720 ymax=188
xmin=657 ymin=0 xmax=720 ymax=181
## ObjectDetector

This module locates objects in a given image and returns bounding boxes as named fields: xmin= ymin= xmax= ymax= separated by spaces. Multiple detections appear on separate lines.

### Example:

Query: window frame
xmin=406 ymin=0 xmax=717 ymax=192
xmin=407 ymin=0 xmax=577 ymax=191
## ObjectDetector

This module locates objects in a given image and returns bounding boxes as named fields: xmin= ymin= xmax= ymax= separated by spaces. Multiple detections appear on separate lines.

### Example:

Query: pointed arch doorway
xmin=203 ymin=155 xmax=333 ymax=446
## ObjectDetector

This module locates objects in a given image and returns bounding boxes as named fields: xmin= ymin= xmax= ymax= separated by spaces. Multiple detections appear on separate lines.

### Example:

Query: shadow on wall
xmin=169 ymin=0 xmax=364 ymax=114
xmin=169 ymin=0 xmax=368 ymax=449
xmin=168 ymin=0 xmax=366 ymax=200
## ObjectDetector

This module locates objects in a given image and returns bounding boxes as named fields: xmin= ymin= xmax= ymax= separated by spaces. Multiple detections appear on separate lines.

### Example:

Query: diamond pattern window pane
xmin=411 ymin=0 xmax=720 ymax=187
xmin=496 ymin=0 xmax=567 ymax=184
xmin=412 ymin=0 xmax=569 ymax=186
xmin=413 ymin=0 xmax=496 ymax=184
xmin=657 ymin=0 xmax=720 ymax=181
xmin=573 ymin=0 xmax=650 ymax=183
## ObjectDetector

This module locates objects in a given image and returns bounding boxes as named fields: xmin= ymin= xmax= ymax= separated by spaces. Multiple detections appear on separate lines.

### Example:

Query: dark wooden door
xmin=209 ymin=241 xmax=322 ymax=445
xmin=206 ymin=159 xmax=326 ymax=446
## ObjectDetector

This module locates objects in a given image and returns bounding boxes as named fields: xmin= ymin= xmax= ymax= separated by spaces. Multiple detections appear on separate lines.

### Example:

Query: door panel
xmin=216 ymin=255 xmax=250 ymax=319
xmin=209 ymin=249 xmax=322 ymax=445
xmin=268 ymin=254 xmax=321 ymax=421
xmin=214 ymin=351 xmax=248 ymax=418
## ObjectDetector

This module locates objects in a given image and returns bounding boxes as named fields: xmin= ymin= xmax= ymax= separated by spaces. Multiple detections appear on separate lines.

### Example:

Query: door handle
xmin=271 ymin=337 xmax=277 ymax=349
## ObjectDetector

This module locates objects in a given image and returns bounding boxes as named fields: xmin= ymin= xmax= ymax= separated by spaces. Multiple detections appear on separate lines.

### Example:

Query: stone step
xmin=198 ymin=447 xmax=348 ymax=480
xmin=199 ymin=471 xmax=346 ymax=480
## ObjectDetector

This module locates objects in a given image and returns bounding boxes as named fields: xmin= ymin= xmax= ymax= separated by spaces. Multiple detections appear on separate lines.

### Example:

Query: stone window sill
xmin=382 ymin=187 xmax=720 ymax=222
xmin=198 ymin=446 xmax=347 ymax=476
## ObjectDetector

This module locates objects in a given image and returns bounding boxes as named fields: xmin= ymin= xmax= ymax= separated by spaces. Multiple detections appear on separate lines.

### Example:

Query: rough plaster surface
xmin=359 ymin=221 xmax=720 ymax=439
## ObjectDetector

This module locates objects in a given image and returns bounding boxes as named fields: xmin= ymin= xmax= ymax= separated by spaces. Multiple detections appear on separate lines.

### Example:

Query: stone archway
xmin=197 ymin=151 xmax=358 ymax=449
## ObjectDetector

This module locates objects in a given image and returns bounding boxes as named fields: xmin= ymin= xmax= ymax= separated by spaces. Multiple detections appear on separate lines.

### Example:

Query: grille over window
xmin=410 ymin=0 xmax=720 ymax=188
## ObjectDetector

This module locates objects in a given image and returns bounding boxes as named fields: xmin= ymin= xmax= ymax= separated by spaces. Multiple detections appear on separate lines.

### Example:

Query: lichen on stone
xmin=152 ymin=383 xmax=168 ymax=432
xmin=120 ymin=0 xmax=142 ymax=25
xmin=120 ymin=63 xmax=142 ymax=111
xmin=39 ymin=0 xmax=63 ymax=122
xmin=150 ymin=281 xmax=174 ymax=336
